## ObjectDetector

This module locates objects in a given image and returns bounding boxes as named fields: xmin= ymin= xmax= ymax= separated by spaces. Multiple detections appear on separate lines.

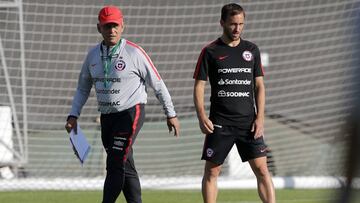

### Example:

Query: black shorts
xmin=201 ymin=125 xmax=267 ymax=165
xmin=100 ymin=104 xmax=145 ymax=163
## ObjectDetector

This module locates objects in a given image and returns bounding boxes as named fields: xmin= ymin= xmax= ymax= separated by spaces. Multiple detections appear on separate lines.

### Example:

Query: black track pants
xmin=101 ymin=104 xmax=145 ymax=203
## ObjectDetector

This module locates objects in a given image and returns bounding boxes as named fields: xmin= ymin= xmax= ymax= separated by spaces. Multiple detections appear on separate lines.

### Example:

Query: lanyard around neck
xmin=101 ymin=39 xmax=122 ymax=88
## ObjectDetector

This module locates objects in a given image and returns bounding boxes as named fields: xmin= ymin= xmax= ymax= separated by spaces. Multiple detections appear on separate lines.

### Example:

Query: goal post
xmin=0 ymin=106 xmax=15 ymax=179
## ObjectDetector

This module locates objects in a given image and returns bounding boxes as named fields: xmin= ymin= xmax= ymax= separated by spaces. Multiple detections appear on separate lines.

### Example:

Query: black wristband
xmin=67 ymin=115 xmax=78 ymax=121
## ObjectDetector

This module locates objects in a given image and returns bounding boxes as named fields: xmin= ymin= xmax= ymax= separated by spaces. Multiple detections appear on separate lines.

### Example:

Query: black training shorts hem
xmin=241 ymin=152 xmax=267 ymax=162
xmin=201 ymin=157 xmax=224 ymax=165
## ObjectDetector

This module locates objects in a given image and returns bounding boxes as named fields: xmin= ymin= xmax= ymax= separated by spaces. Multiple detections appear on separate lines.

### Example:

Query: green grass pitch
xmin=0 ymin=189 xmax=355 ymax=203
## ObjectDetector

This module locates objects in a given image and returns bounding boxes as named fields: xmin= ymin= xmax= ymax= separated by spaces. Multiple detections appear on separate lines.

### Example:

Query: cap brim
xmin=99 ymin=19 xmax=123 ymax=26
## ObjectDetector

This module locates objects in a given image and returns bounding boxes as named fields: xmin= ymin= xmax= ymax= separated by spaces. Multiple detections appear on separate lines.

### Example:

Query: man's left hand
xmin=251 ymin=117 xmax=264 ymax=139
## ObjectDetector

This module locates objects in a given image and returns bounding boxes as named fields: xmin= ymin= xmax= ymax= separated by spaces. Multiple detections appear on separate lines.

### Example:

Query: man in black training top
xmin=193 ymin=3 xmax=275 ymax=203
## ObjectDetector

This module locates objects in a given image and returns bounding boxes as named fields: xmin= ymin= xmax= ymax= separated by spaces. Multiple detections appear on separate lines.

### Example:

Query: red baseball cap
xmin=98 ymin=6 xmax=123 ymax=26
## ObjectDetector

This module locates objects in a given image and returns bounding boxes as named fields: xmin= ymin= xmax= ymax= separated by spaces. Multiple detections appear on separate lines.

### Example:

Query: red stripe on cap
xmin=126 ymin=40 xmax=161 ymax=80
xmin=123 ymin=104 xmax=141 ymax=162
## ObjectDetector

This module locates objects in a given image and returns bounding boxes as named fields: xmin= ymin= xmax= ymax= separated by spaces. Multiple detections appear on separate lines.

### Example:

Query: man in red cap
xmin=65 ymin=5 xmax=180 ymax=203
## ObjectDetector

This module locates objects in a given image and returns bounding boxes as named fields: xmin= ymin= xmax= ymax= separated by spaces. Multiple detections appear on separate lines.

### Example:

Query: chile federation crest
xmin=115 ymin=60 xmax=126 ymax=71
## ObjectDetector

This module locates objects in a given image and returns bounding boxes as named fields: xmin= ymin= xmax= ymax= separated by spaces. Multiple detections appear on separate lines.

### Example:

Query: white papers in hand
xmin=69 ymin=125 xmax=91 ymax=165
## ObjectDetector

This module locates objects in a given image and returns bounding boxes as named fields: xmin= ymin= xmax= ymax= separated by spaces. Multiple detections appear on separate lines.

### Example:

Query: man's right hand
xmin=65 ymin=116 xmax=78 ymax=134
xmin=198 ymin=116 xmax=214 ymax=135
xmin=194 ymin=80 xmax=213 ymax=135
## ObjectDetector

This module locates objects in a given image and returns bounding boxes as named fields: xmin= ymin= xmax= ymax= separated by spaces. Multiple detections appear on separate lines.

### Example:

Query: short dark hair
xmin=221 ymin=3 xmax=245 ymax=21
